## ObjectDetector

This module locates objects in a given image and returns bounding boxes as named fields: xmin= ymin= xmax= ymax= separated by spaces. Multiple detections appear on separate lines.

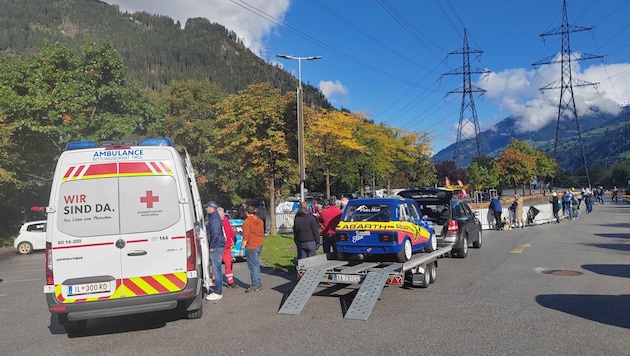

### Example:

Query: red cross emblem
xmin=140 ymin=190 xmax=159 ymax=208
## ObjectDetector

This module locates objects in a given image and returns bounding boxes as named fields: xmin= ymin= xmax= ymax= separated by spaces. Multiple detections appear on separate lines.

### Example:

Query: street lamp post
xmin=276 ymin=54 xmax=322 ymax=203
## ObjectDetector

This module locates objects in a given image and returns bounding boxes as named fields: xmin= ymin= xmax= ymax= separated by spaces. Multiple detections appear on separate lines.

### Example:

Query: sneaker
xmin=226 ymin=283 xmax=239 ymax=289
xmin=205 ymin=293 xmax=223 ymax=301
xmin=245 ymin=285 xmax=262 ymax=293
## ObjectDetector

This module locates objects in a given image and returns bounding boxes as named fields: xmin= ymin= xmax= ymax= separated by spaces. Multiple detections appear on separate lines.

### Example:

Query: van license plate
xmin=333 ymin=274 xmax=362 ymax=283
xmin=68 ymin=282 xmax=111 ymax=296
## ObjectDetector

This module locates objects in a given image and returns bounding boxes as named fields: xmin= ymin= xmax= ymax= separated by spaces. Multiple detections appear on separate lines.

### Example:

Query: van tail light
xmin=447 ymin=220 xmax=459 ymax=234
xmin=186 ymin=229 xmax=197 ymax=271
xmin=45 ymin=242 xmax=54 ymax=285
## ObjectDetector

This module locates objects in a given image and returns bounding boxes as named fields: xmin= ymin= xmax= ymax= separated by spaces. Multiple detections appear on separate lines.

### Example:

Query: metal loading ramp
xmin=343 ymin=271 xmax=390 ymax=320
xmin=278 ymin=268 xmax=327 ymax=316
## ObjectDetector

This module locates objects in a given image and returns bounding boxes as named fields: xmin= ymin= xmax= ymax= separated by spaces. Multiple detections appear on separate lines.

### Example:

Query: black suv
xmin=397 ymin=188 xmax=482 ymax=258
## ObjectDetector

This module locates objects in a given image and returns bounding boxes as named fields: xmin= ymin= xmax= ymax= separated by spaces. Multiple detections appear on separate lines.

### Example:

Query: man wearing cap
xmin=205 ymin=201 xmax=225 ymax=301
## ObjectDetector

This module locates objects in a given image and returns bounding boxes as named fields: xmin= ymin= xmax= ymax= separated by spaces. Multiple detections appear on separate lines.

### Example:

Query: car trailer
xmin=278 ymin=246 xmax=452 ymax=320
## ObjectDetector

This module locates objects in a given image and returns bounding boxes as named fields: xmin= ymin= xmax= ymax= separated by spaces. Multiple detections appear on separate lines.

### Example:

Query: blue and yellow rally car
xmin=335 ymin=197 xmax=436 ymax=262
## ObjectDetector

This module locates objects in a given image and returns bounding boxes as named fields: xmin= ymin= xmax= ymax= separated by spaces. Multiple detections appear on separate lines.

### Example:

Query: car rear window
xmin=342 ymin=203 xmax=392 ymax=222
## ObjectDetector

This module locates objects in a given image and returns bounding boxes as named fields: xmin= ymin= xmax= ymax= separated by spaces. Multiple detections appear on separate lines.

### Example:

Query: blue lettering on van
xmin=93 ymin=149 xmax=143 ymax=158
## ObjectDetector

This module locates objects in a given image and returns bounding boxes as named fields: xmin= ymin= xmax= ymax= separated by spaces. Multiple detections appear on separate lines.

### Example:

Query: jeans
xmin=296 ymin=240 xmax=317 ymax=259
xmin=246 ymin=246 xmax=263 ymax=288
xmin=210 ymin=247 xmax=224 ymax=295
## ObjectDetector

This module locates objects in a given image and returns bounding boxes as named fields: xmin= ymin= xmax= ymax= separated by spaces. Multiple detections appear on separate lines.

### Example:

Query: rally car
xmin=335 ymin=197 xmax=437 ymax=262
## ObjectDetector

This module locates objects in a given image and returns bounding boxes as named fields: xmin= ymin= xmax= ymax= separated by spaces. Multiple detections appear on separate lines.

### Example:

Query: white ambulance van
xmin=44 ymin=138 xmax=206 ymax=333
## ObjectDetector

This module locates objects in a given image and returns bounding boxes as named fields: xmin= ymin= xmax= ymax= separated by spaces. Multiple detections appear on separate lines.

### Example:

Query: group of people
xmin=489 ymin=194 xmax=525 ymax=230
xmin=204 ymin=201 xmax=265 ymax=301
xmin=292 ymin=197 xmax=348 ymax=260
xmin=202 ymin=195 xmax=349 ymax=301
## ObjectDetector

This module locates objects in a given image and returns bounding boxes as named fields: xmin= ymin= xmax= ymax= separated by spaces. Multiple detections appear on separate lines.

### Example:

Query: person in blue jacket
xmin=205 ymin=201 xmax=225 ymax=301
xmin=489 ymin=196 xmax=503 ymax=230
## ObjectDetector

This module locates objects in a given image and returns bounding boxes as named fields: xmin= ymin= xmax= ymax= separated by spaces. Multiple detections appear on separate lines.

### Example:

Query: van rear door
xmin=50 ymin=147 xmax=188 ymax=303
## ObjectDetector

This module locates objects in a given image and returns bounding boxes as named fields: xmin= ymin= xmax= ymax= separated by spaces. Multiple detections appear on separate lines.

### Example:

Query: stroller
xmin=526 ymin=206 xmax=540 ymax=225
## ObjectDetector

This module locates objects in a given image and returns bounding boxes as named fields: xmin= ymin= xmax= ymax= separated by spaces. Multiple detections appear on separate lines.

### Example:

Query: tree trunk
xmin=269 ymin=172 xmax=277 ymax=235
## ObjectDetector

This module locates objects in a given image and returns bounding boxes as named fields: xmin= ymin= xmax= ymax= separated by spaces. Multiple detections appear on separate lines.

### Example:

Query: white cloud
xmin=106 ymin=0 xmax=290 ymax=51
xmin=318 ymin=80 xmax=348 ymax=99
xmin=477 ymin=54 xmax=630 ymax=133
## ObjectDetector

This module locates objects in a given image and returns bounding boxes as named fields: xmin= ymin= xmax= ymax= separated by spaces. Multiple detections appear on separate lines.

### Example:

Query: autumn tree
xmin=496 ymin=139 xmax=537 ymax=195
xmin=212 ymin=83 xmax=295 ymax=233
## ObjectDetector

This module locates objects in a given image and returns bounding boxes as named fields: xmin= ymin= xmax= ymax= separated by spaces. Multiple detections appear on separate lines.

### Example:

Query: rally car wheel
xmin=16 ymin=241 xmax=33 ymax=255
xmin=426 ymin=233 xmax=437 ymax=252
xmin=396 ymin=238 xmax=412 ymax=262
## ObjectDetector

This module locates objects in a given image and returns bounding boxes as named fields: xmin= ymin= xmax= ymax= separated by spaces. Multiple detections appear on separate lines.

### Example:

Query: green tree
xmin=212 ymin=83 xmax=295 ymax=233
xmin=467 ymin=156 xmax=500 ymax=191
xmin=496 ymin=139 xmax=537 ymax=195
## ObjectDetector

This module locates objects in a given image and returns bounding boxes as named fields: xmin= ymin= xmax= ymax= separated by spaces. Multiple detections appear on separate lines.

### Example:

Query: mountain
xmin=0 ymin=0 xmax=331 ymax=108
xmin=432 ymin=107 xmax=630 ymax=172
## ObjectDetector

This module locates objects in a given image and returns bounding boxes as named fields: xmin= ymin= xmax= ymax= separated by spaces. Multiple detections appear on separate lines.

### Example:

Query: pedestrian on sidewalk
xmin=550 ymin=192 xmax=561 ymax=223
xmin=489 ymin=195 xmax=503 ymax=230
xmin=242 ymin=205 xmax=264 ymax=293
xmin=205 ymin=201 xmax=225 ymax=301
xmin=513 ymin=194 xmax=524 ymax=229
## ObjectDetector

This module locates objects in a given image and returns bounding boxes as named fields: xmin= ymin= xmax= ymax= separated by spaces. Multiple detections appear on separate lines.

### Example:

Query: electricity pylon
xmin=532 ymin=0 xmax=602 ymax=188
xmin=442 ymin=28 xmax=489 ymax=166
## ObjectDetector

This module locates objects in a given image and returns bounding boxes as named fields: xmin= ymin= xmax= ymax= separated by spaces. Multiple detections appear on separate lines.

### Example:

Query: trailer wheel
xmin=427 ymin=262 xmax=437 ymax=284
xmin=396 ymin=238 xmax=412 ymax=262
xmin=418 ymin=269 xmax=431 ymax=288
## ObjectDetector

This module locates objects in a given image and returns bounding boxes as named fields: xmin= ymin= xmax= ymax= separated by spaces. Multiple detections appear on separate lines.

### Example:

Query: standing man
xmin=293 ymin=201 xmax=321 ymax=259
xmin=550 ymin=192 xmax=561 ymax=223
xmin=489 ymin=195 xmax=503 ymax=230
xmin=205 ymin=201 xmax=225 ymax=301
xmin=242 ymin=205 xmax=264 ymax=293
xmin=319 ymin=198 xmax=342 ymax=259
xmin=218 ymin=207 xmax=238 ymax=288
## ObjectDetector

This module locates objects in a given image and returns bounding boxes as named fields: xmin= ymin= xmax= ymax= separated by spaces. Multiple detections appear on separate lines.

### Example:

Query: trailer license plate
xmin=68 ymin=282 xmax=111 ymax=296
xmin=333 ymin=274 xmax=361 ymax=282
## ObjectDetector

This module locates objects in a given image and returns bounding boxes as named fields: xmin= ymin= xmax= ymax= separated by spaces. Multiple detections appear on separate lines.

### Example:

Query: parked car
xmin=229 ymin=218 xmax=246 ymax=261
xmin=14 ymin=220 xmax=46 ymax=255
xmin=397 ymin=188 xmax=482 ymax=258
xmin=335 ymin=197 xmax=436 ymax=262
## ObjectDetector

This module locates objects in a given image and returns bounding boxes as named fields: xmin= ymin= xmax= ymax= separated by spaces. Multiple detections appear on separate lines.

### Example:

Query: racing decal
xmin=54 ymin=272 xmax=187 ymax=303
xmin=337 ymin=221 xmax=431 ymax=242
xmin=61 ymin=162 xmax=173 ymax=181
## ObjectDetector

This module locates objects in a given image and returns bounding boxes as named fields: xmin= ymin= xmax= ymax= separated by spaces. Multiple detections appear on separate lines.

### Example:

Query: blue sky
xmin=106 ymin=0 xmax=630 ymax=153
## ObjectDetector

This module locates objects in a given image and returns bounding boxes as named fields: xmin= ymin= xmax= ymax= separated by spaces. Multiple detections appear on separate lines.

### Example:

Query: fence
xmin=273 ymin=201 xmax=557 ymax=235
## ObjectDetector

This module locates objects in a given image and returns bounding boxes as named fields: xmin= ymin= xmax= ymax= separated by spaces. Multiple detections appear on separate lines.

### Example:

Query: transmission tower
xmin=442 ymin=28 xmax=489 ymax=166
xmin=532 ymin=0 xmax=602 ymax=188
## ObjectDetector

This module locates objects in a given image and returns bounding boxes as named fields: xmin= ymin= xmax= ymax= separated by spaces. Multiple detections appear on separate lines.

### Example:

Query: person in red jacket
xmin=218 ymin=207 xmax=238 ymax=288
xmin=319 ymin=198 xmax=343 ymax=259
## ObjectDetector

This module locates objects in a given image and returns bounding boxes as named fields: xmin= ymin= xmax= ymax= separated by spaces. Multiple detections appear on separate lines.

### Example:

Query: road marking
xmin=2 ymin=278 xmax=41 ymax=283
xmin=511 ymin=243 xmax=531 ymax=254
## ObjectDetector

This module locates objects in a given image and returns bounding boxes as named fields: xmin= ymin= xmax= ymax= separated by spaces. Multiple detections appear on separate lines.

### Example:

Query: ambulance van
xmin=44 ymin=138 xmax=206 ymax=333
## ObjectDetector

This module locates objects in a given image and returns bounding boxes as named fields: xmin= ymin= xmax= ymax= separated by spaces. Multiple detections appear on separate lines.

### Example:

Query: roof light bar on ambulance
xmin=138 ymin=138 xmax=173 ymax=146
xmin=65 ymin=141 xmax=98 ymax=151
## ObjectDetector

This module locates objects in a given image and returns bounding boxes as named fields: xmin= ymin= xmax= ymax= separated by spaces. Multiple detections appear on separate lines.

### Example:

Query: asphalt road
xmin=0 ymin=200 xmax=629 ymax=356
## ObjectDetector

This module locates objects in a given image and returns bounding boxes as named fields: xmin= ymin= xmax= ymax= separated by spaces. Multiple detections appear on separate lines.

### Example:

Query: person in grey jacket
xmin=293 ymin=202 xmax=321 ymax=259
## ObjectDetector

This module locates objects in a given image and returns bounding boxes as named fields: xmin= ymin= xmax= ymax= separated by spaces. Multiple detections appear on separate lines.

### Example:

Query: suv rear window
xmin=398 ymin=189 xmax=454 ymax=223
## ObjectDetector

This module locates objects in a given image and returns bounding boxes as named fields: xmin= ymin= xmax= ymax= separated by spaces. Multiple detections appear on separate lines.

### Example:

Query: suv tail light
xmin=447 ymin=219 xmax=459 ymax=234
xmin=45 ymin=242 xmax=53 ymax=285
xmin=186 ymin=229 xmax=197 ymax=271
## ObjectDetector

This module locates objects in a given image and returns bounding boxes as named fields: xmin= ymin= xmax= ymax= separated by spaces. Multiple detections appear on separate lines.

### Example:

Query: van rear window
xmin=57 ymin=175 xmax=180 ymax=237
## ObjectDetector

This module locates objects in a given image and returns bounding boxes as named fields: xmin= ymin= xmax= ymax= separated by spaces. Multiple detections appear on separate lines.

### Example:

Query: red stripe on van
xmin=84 ymin=163 xmax=117 ymax=176
xmin=164 ymin=273 xmax=187 ymax=289
xmin=53 ymin=241 xmax=114 ymax=249
xmin=142 ymin=276 xmax=170 ymax=293
xmin=119 ymin=162 xmax=153 ymax=175
xmin=126 ymin=239 xmax=148 ymax=244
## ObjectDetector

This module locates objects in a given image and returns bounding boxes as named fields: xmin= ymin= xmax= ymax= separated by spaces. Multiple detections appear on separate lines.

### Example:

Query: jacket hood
xmin=296 ymin=207 xmax=311 ymax=216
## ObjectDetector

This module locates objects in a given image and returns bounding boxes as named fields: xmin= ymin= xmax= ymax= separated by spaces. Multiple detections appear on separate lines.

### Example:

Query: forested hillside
xmin=0 ymin=0 xmax=330 ymax=108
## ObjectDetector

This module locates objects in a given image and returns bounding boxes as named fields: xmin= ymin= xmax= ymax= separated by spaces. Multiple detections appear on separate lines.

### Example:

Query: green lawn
xmin=260 ymin=234 xmax=298 ymax=275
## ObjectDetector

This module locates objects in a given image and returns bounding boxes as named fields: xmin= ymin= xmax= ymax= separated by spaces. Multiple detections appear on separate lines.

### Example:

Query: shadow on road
xmin=536 ymin=294 xmax=630 ymax=329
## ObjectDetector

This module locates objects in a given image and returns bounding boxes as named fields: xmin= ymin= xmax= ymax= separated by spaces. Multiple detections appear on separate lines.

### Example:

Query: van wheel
xmin=58 ymin=313 xmax=87 ymax=334
xmin=16 ymin=241 xmax=33 ymax=255
xmin=185 ymin=305 xmax=203 ymax=319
